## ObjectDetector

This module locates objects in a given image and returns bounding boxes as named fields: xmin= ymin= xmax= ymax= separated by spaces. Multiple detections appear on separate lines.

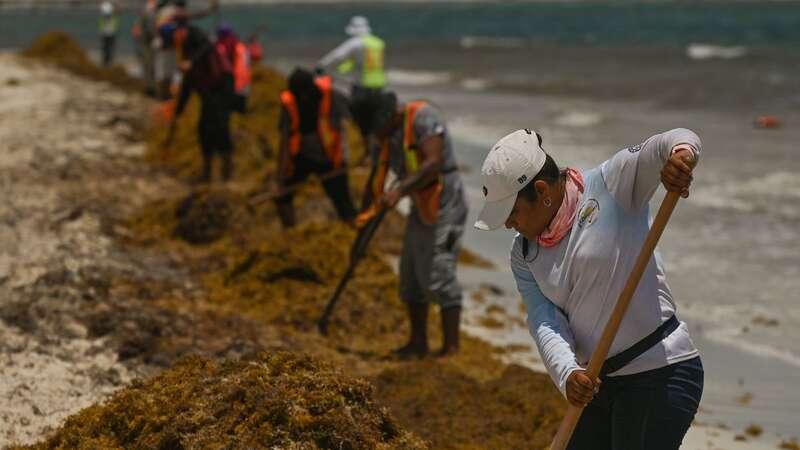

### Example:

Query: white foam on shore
xmin=460 ymin=78 xmax=492 ymax=92
xmin=553 ymin=111 xmax=603 ymax=128
xmin=704 ymin=326 xmax=800 ymax=369
xmin=448 ymin=115 xmax=509 ymax=148
xmin=386 ymin=69 xmax=452 ymax=86
xmin=692 ymin=171 xmax=800 ymax=219
xmin=686 ymin=43 xmax=748 ymax=60
xmin=680 ymin=302 xmax=800 ymax=369
xmin=460 ymin=35 xmax=527 ymax=50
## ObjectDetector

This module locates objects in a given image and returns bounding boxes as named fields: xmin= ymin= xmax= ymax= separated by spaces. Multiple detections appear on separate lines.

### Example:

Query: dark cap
xmin=287 ymin=68 xmax=319 ymax=101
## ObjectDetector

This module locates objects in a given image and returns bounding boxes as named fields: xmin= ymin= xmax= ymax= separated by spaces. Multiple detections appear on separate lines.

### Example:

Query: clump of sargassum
xmin=16 ymin=353 xmax=426 ymax=450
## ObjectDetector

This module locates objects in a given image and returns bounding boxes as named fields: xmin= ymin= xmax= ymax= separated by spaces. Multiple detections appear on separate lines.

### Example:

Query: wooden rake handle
xmin=548 ymin=189 xmax=684 ymax=450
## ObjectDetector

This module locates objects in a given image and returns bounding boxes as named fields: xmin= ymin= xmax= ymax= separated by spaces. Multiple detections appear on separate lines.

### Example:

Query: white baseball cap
xmin=474 ymin=129 xmax=547 ymax=231
xmin=345 ymin=16 xmax=371 ymax=36
xmin=100 ymin=0 xmax=114 ymax=15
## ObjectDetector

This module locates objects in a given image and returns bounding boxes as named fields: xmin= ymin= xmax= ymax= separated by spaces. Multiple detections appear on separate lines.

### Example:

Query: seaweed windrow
xmin=21 ymin=353 xmax=427 ymax=450
xmin=20 ymin=33 xmax=567 ymax=449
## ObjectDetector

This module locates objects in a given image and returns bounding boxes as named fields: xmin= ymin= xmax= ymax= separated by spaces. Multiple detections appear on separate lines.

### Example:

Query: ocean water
xmin=4 ymin=1 xmax=800 ymax=52
xmin=3 ymin=0 xmax=799 ymax=440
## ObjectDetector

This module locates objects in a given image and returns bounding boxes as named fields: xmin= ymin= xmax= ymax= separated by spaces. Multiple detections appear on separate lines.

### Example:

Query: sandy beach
xmin=2 ymin=41 xmax=797 ymax=447
xmin=3 ymin=1 xmax=800 ymax=446
xmin=0 ymin=53 xmax=145 ymax=444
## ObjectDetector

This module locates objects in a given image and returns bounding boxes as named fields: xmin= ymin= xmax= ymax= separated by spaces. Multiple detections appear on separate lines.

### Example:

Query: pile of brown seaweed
xmin=18 ymin=353 xmax=426 ymax=450
xmin=22 ymin=32 xmax=145 ymax=93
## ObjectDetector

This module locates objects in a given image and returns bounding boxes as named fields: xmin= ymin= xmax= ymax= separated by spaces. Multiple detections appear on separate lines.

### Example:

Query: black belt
xmin=600 ymin=315 xmax=680 ymax=377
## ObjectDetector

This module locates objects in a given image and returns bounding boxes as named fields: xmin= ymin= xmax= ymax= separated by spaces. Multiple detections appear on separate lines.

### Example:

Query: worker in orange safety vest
xmin=216 ymin=24 xmax=252 ymax=114
xmin=365 ymin=91 xmax=468 ymax=358
xmin=275 ymin=68 xmax=358 ymax=228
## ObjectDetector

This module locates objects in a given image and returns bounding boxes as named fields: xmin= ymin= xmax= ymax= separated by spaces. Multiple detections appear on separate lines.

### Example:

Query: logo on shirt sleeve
xmin=578 ymin=199 xmax=600 ymax=228
xmin=627 ymin=143 xmax=643 ymax=153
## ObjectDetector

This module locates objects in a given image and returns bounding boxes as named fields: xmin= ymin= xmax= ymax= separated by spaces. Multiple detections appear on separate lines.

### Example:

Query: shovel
xmin=549 ymin=171 xmax=693 ymax=450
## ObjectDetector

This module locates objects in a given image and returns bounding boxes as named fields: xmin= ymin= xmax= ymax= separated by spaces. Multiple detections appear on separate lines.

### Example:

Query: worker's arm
xmin=600 ymin=128 xmax=702 ymax=213
xmin=275 ymin=106 xmax=291 ymax=189
xmin=510 ymin=235 xmax=594 ymax=405
xmin=316 ymin=37 xmax=362 ymax=72
xmin=380 ymin=135 xmax=443 ymax=208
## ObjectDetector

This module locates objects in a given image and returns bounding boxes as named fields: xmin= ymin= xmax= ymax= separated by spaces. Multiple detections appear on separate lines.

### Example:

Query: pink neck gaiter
xmin=538 ymin=168 xmax=585 ymax=248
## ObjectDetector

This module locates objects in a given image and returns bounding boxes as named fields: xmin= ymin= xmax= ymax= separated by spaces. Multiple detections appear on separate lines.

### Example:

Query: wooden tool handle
xmin=549 ymin=190 xmax=682 ymax=450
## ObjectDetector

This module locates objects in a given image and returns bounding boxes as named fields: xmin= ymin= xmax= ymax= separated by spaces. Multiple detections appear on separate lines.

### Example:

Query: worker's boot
xmin=393 ymin=302 xmax=429 ymax=359
xmin=437 ymin=305 xmax=461 ymax=358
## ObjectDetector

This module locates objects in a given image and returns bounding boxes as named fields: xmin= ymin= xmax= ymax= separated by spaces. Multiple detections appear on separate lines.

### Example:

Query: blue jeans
xmin=567 ymin=356 xmax=704 ymax=450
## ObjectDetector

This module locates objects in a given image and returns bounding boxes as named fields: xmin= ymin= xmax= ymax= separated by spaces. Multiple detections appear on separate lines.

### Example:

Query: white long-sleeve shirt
xmin=318 ymin=36 xmax=366 ymax=86
xmin=510 ymin=128 xmax=702 ymax=397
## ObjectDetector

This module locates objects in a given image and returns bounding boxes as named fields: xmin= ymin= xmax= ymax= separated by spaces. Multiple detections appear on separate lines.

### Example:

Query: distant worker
xmin=246 ymin=34 xmax=264 ymax=64
xmin=367 ymin=92 xmax=467 ymax=358
xmin=132 ymin=0 xmax=158 ymax=95
xmin=316 ymin=16 xmax=386 ymax=148
xmin=153 ymin=0 xmax=219 ymax=99
xmin=99 ymin=0 xmax=119 ymax=66
xmin=275 ymin=68 xmax=357 ymax=228
xmin=216 ymin=24 xmax=252 ymax=114
xmin=163 ymin=25 xmax=236 ymax=183
xmin=153 ymin=0 xmax=181 ymax=99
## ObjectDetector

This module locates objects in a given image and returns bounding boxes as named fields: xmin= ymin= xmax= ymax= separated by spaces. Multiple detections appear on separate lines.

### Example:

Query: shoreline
xmin=2 ymin=29 xmax=798 ymax=447
xmin=269 ymin=40 xmax=800 ymax=445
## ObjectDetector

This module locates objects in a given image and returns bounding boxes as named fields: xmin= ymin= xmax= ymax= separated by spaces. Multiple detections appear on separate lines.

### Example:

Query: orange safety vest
xmin=279 ymin=76 xmax=344 ymax=175
xmin=372 ymin=101 xmax=443 ymax=226
xmin=216 ymin=41 xmax=251 ymax=94
xmin=233 ymin=42 xmax=251 ymax=93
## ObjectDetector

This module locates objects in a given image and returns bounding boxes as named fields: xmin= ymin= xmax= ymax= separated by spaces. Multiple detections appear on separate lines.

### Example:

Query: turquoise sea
xmin=3 ymin=0 xmax=800 ymax=443
xmin=3 ymin=1 xmax=800 ymax=52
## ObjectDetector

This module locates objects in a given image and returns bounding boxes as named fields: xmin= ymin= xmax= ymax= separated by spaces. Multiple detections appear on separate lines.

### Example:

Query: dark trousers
xmin=567 ymin=356 xmax=704 ymax=450
xmin=349 ymin=85 xmax=383 ymax=137
xmin=275 ymin=154 xmax=357 ymax=222
xmin=198 ymin=92 xmax=233 ymax=182
xmin=101 ymin=35 xmax=116 ymax=66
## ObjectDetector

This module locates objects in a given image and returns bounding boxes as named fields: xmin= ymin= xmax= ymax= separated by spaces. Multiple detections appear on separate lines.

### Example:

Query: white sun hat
xmin=474 ymin=129 xmax=547 ymax=231
xmin=345 ymin=16 xmax=371 ymax=36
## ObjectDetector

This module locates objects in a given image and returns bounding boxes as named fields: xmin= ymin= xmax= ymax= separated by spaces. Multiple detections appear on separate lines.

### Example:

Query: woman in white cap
xmin=475 ymin=128 xmax=703 ymax=449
